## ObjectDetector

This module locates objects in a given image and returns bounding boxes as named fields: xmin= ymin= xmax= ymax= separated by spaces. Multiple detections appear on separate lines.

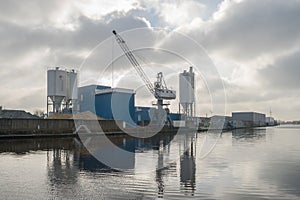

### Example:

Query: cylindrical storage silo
xmin=68 ymin=70 xmax=78 ymax=100
xmin=47 ymin=70 xmax=56 ymax=98
xmin=47 ymin=69 xmax=67 ymax=97
xmin=47 ymin=68 xmax=67 ymax=113
xmin=179 ymin=71 xmax=194 ymax=104
xmin=179 ymin=67 xmax=195 ymax=117
xmin=55 ymin=69 xmax=67 ymax=97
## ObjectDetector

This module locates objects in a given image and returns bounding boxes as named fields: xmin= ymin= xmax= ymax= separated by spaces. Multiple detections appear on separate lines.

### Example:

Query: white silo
xmin=179 ymin=66 xmax=195 ymax=117
xmin=67 ymin=70 xmax=78 ymax=100
xmin=66 ymin=69 xmax=78 ymax=111
xmin=47 ymin=67 xmax=78 ymax=115
xmin=47 ymin=67 xmax=67 ymax=113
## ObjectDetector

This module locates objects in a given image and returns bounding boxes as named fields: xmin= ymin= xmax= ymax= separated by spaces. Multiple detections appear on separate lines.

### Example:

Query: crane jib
xmin=112 ymin=30 xmax=176 ymax=103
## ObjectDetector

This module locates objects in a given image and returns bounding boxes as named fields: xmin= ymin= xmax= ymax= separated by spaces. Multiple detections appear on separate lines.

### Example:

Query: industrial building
xmin=45 ymin=30 xmax=231 ymax=130
xmin=74 ymin=66 xmax=196 ymax=127
xmin=78 ymin=85 xmax=136 ymax=126
xmin=46 ymin=68 xmax=272 ymax=130
xmin=0 ymin=107 xmax=40 ymax=119
xmin=77 ymin=84 xmax=186 ymax=127
xmin=46 ymin=65 xmax=194 ymax=128
xmin=266 ymin=117 xmax=275 ymax=126
xmin=232 ymin=112 xmax=266 ymax=128
xmin=209 ymin=115 xmax=232 ymax=130
xmin=42 ymin=32 xmax=274 ymax=131
xmin=77 ymin=85 xmax=109 ymax=113
xmin=135 ymin=106 xmax=151 ymax=126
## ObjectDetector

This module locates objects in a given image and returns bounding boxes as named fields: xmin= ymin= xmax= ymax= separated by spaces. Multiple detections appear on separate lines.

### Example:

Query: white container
xmin=173 ymin=120 xmax=186 ymax=127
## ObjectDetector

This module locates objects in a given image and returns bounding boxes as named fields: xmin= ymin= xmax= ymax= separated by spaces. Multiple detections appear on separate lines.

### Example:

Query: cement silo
xmin=179 ymin=66 xmax=195 ymax=117
xmin=47 ymin=67 xmax=78 ymax=115
xmin=67 ymin=70 xmax=78 ymax=100
xmin=66 ymin=69 xmax=78 ymax=112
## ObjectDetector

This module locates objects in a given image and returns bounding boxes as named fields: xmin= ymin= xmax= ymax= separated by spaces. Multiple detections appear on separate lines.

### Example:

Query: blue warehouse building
xmin=135 ymin=106 xmax=151 ymax=126
xmin=96 ymin=87 xmax=136 ymax=125
xmin=78 ymin=84 xmax=182 ymax=127
xmin=78 ymin=85 xmax=111 ymax=113
xmin=78 ymin=85 xmax=136 ymax=126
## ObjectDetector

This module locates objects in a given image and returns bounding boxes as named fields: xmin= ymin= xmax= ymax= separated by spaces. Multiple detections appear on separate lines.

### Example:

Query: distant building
xmin=0 ymin=108 xmax=40 ymax=119
xmin=209 ymin=115 xmax=232 ymax=129
xmin=198 ymin=117 xmax=210 ymax=128
xmin=266 ymin=117 xmax=275 ymax=126
xmin=232 ymin=112 xmax=266 ymax=128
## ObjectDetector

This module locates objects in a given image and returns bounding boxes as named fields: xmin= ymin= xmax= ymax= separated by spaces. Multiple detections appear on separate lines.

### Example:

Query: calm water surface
xmin=0 ymin=125 xmax=300 ymax=199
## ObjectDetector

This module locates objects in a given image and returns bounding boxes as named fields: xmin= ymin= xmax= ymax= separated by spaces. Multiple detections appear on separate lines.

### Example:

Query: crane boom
xmin=112 ymin=30 xmax=176 ymax=106
xmin=112 ymin=30 xmax=156 ymax=96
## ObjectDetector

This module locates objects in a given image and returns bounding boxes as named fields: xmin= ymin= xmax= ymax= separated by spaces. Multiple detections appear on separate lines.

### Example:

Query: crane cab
xmin=155 ymin=88 xmax=176 ymax=100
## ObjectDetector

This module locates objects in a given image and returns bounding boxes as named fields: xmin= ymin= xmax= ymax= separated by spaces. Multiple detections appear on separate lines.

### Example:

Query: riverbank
xmin=0 ymin=118 xmax=181 ymax=139
xmin=0 ymin=118 xmax=273 ymax=140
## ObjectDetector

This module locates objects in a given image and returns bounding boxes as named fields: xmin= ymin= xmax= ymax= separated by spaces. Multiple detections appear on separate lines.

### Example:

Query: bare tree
xmin=33 ymin=109 xmax=45 ymax=118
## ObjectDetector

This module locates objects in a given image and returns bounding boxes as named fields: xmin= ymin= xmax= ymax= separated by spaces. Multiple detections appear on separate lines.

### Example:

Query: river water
xmin=0 ymin=125 xmax=299 ymax=199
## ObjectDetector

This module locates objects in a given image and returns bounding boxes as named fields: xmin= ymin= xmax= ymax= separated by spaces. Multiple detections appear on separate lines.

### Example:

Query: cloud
xmin=258 ymin=51 xmax=300 ymax=90
xmin=171 ymin=0 xmax=300 ymax=120
xmin=0 ymin=0 xmax=76 ymax=27
xmin=137 ymin=0 xmax=207 ymax=27
xmin=222 ymin=49 xmax=300 ymax=120
xmin=0 ymin=0 xmax=299 ymax=120
xmin=0 ymin=8 xmax=150 ymax=112
xmin=204 ymin=0 xmax=300 ymax=62
xmin=0 ymin=0 xmax=140 ymax=28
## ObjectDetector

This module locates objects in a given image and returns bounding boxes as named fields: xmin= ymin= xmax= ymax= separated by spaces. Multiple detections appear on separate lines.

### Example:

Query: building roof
xmin=96 ymin=88 xmax=135 ymax=95
xmin=210 ymin=115 xmax=232 ymax=120
xmin=0 ymin=109 xmax=40 ymax=119
xmin=79 ymin=84 xmax=111 ymax=90
xmin=232 ymin=111 xmax=265 ymax=115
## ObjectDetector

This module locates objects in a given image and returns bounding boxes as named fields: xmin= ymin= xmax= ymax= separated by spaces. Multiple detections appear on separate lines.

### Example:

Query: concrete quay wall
xmin=0 ymin=119 xmax=122 ymax=135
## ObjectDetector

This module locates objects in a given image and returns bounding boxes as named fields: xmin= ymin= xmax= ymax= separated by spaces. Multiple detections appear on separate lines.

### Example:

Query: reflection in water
xmin=156 ymin=140 xmax=165 ymax=198
xmin=1 ymin=126 xmax=300 ymax=199
xmin=0 ymin=138 xmax=75 ymax=154
xmin=47 ymin=149 xmax=78 ymax=193
xmin=232 ymin=128 xmax=266 ymax=141
xmin=180 ymin=140 xmax=196 ymax=196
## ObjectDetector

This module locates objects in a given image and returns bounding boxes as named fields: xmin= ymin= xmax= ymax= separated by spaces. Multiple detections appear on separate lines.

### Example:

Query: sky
xmin=0 ymin=0 xmax=300 ymax=121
